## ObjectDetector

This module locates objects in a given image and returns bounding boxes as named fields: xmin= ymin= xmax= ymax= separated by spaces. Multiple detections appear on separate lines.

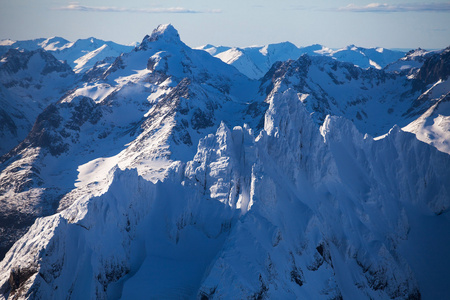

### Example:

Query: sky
xmin=0 ymin=0 xmax=449 ymax=49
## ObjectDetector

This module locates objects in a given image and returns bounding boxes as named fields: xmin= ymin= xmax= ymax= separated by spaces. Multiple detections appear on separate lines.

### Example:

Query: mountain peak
xmin=345 ymin=44 xmax=359 ymax=51
xmin=138 ymin=24 xmax=181 ymax=51
xmin=260 ymin=41 xmax=298 ymax=54
xmin=148 ymin=24 xmax=180 ymax=43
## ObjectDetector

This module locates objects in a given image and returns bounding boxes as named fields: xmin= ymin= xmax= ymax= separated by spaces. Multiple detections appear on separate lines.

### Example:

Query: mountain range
xmin=0 ymin=24 xmax=449 ymax=299
xmin=196 ymin=43 xmax=407 ymax=79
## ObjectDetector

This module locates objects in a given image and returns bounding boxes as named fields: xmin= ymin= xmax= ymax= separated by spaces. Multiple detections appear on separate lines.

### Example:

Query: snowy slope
xmin=401 ymin=47 xmax=450 ymax=154
xmin=384 ymin=48 xmax=437 ymax=74
xmin=0 ymin=24 xmax=449 ymax=300
xmin=51 ymin=38 xmax=134 ymax=72
xmin=403 ymin=91 xmax=450 ymax=154
xmin=72 ymin=44 xmax=126 ymax=73
xmin=196 ymin=44 xmax=231 ymax=56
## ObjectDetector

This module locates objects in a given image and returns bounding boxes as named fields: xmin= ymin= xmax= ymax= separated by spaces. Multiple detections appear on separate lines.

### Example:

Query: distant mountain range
xmin=197 ymin=43 xmax=408 ymax=79
xmin=0 ymin=37 xmax=135 ymax=73
xmin=0 ymin=25 xmax=449 ymax=299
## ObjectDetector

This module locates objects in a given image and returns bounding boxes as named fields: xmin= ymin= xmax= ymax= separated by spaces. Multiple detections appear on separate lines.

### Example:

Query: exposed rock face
xmin=0 ymin=49 xmax=72 ymax=78
xmin=4 ymin=96 xmax=102 ymax=160
xmin=416 ymin=46 xmax=450 ymax=86
xmin=0 ymin=48 xmax=76 ymax=156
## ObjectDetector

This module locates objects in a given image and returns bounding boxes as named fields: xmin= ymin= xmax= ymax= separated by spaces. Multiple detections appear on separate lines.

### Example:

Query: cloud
xmin=52 ymin=3 xmax=221 ymax=14
xmin=339 ymin=2 xmax=450 ymax=13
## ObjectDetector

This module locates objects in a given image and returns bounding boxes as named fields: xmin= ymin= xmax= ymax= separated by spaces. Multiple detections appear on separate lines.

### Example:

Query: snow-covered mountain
xmin=0 ymin=37 xmax=72 ymax=53
xmin=402 ymin=47 xmax=450 ymax=153
xmin=0 ymin=23 xmax=257 ymax=261
xmin=0 ymin=37 xmax=135 ymax=74
xmin=51 ymin=38 xmax=135 ymax=73
xmin=197 ymin=42 xmax=306 ymax=80
xmin=0 ymin=25 xmax=449 ymax=299
xmin=197 ymin=43 xmax=405 ymax=79
xmin=0 ymin=35 xmax=136 ymax=155
xmin=330 ymin=45 xmax=405 ymax=70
